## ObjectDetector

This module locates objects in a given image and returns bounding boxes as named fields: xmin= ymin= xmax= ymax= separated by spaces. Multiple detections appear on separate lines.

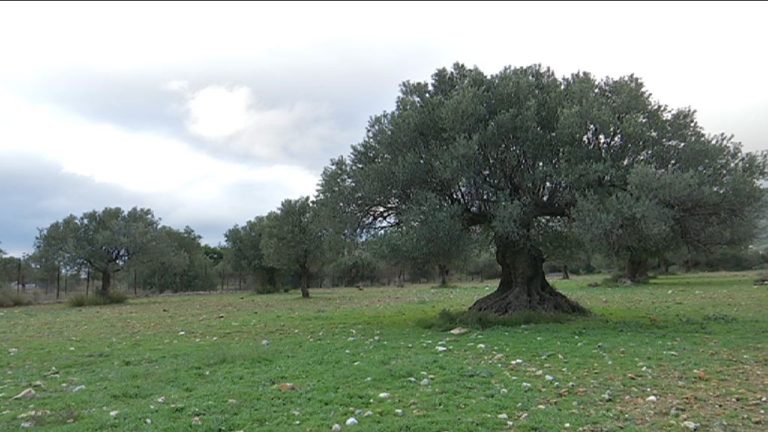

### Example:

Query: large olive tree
xmin=321 ymin=63 xmax=764 ymax=315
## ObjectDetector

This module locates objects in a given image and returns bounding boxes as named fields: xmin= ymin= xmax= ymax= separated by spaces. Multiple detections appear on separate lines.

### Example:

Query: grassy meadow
xmin=1 ymin=273 xmax=767 ymax=431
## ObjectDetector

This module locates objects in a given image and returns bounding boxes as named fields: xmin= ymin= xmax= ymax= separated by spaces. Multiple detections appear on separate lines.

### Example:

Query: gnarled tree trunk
xmin=562 ymin=265 xmax=570 ymax=280
xmin=625 ymin=253 xmax=649 ymax=283
xmin=469 ymin=240 xmax=587 ymax=315
xmin=437 ymin=264 xmax=449 ymax=287
xmin=100 ymin=270 xmax=112 ymax=296
xmin=299 ymin=266 xmax=310 ymax=298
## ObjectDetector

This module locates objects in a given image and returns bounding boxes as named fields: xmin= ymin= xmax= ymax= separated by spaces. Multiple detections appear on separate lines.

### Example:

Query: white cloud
xmin=186 ymin=85 xmax=253 ymax=139
xmin=179 ymin=84 xmax=353 ymax=164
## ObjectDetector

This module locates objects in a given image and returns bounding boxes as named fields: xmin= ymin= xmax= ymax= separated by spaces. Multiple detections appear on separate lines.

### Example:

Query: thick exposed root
xmin=469 ymin=280 xmax=588 ymax=316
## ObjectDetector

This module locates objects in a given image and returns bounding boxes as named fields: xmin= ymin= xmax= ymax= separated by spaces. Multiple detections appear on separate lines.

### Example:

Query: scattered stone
xmin=72 ymin=385 xmax=86 ymax=393
xmin=646 ymin=395 xmax=658 ymax=402
xmin=17 ymin=410 xmax=50 ymax=419
xmin=545 ymin=375 xmax=555 ymax=382
xmin=394 ymin=409 xmax=404 ymax=417
xmin=511 ymin=359 xmax=524 ymax=366
xmin=682 ymin=421 xmax=700 ymax=431
xmin=278 ymin=383 xmax=297 ymax=392
xmin=45 ymin=367 xmax=59 ymax=377
xmin=436 ymin=346 xmax=448 ymax=352
xmin=363 ymin=410 xmax=374 ymax=417
xmin=262 ymin=339 xmax=270 ymax=347
xmin=11 ymin=388 xmax=36 ymax=400
xmin=449 ymin=327 xmax=469 ymax=335
xmin=345 ymin=417 xmax=358 ymax=426
xmin=178 ymin=331 xmax=186 ymax=335
xmin=228 ymin=399 xmax=238 ymax=405
xmin=476 ymin=344 xmax=486 ymax=349
xmin=20 ymin=421 xmax=33 ymax=429
xmin=331 ymin=424 xmax=342 ymax=432
xmin=378 ymin=392 xmax=391 ymax=399
xmin=110 ymin=410 xmax=119 ymax=417
xmin=218 ymin=314 xmax=224 ymax=319
xmin=31 ymin=381 xmax=44 ymax=388
xmin=157 ymin=396 xmax=166 ymax=403
xmin=8 ymin=348 xmax=18 ymax=355
xmin=497 ymin=413 xmax=509 ymax=420
xmin=145 ymin=418 xmax=152 ymax=425
xmin=522 ymin=382 xmax=532 ymax=391
xmin=420 ymin=378 xmax=431 ymax=386
xmin=602 ymin=390 xmax=613 ymax=402
xmin=192 ymin=416 xmax=202 ymax=425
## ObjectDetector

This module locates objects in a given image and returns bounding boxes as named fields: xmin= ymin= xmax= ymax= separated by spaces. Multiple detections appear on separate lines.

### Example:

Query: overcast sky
xmin=1 ymin=1 xmax=766 ymax=256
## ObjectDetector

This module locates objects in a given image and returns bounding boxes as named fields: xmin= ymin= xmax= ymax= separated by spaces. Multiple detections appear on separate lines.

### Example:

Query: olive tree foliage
xmin=32 ymin=215 xmax=81 ymax=296
xmin=318 ymin=63 xmax=764 ymax=315
xmin=225 ymin=217 xmax=281 ymax=292
xmin=34 ymin=207 xmax=160 ymax=295
xmin=261 ymin=197 xmax=324 ymax=298
xmin=574 ymin=137 xmax=767 ymax=281
xmin=316 ymin=157 xmax=475 ymax=287
xmin=136 ymin=226 xmax=216 ymax=293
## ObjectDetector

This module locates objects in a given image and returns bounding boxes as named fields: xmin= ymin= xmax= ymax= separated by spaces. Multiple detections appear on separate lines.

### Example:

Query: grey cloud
xmin=0 ymin=155 xmax=315 ymax=256
xmin=9 ymin=52 xmax=442 ymax=171
xmin=0 ymin=155 xmax=141 ymax=255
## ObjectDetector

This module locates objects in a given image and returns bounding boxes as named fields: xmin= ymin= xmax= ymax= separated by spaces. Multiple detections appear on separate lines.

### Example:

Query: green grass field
xmin=1 ymin=273 xmax=766 ymax=431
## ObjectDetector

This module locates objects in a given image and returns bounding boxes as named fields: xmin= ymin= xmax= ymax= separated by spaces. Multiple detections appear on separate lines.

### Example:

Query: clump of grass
xmin=68 ymin=291 xmax=128 ymax=307
xmin=417 ymin=308 xmax=574 ymax=330
xmin=0 ymin=290 xmax=32 ymax=308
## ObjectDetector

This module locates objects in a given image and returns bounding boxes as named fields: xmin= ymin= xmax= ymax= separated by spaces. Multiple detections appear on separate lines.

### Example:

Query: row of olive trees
xmin=222 ymin=188 xmax=503 ymax=297
xmin=31 ymin=208 xmax=217 ymax=297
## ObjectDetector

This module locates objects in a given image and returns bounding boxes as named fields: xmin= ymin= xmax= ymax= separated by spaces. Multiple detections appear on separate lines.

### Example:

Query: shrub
xmin=0 ymin=290 xmax=32 ymax=308
xmin=68 ymin=291 xmax=128 ymax=307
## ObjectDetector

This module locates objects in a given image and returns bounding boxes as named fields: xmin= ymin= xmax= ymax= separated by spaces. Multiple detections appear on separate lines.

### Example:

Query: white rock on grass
xmin=394 ymin=409 xmax=404 ymax=417
xmin=331 ymin=424 xmax=342 ymax=432
xmin=378 ymin=392 xmax=391 ymax=399
xmin=522 ymin=383 xmax=532 ymax=391
xmin=681 ymin=421 xmax=699 ymax=431
xmin=345 ymin=417 xmax=358 ymax=426
xmin=420 ymin=378 xmax=431 ymax=386
xmin=109 ymin=410 xmax=119 ymax=418
xmin=646 ymin=395 xmax=658 ymax=402
xmin=436 ymin=346 xmax=448 ymax=352
xmin=497 ymin=413 xmax=509 ymax=420
xmin=363 ymin=410 xmax=374 ymax=417
xmin=72 ymin=385 xmax=86 ymax=393
xmin=11 ymin=388 xmax=36 ymax=400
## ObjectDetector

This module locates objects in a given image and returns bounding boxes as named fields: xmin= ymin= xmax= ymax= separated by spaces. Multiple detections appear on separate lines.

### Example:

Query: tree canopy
xmin=261 ymin=197 xmax=324 ymax=298
xmin=35 ymin=207 xmax=161 ymax=295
